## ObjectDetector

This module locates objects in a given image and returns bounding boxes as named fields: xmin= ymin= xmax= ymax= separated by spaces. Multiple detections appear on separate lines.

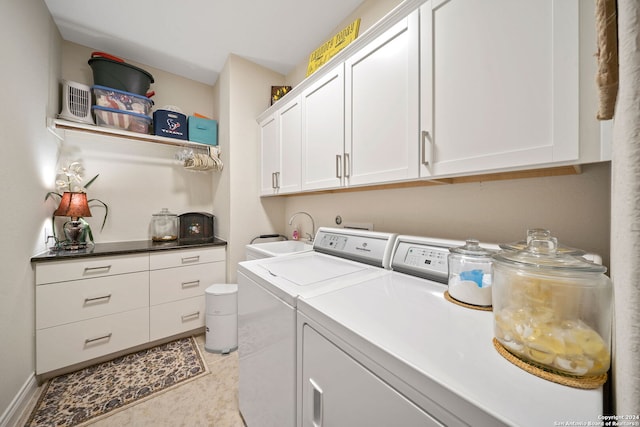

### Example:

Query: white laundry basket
xmin=205 ymin=284 xmax=238 ymax=353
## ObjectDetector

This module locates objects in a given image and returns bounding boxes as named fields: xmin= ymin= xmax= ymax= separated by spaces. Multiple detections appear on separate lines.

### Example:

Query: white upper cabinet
xmin=301 ymin=64 xmax=345 ymax=191
xmin=345 ymin=10 xmax=420 ymax=187
xmin=260 ymin=96 xmax=302 ymax=195
xmin=278 ymin=96 xmax=302 ymax=194
xmin=420 ymin=0 xmax=581 ymax=178
xmin=259 ymin=113 xmax=279 ymax=195
xmin=258 ymin=0 xmax=605 ymax=195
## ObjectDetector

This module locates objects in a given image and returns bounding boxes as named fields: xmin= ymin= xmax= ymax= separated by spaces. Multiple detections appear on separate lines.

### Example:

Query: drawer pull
xmin=181 ymin=311 xmax=200 ymax=322
xmin=181 ymin=255 xmax=200 ymax=264
xmin=84 ymin=294 xmax=112 ymax=304
xmin=84 ymin=265 xmax=112 ymax=274
xmin=181 ymin=280 xmax=200 ymax=289
xmin=85 ymin=333 xmax=112 ymax=344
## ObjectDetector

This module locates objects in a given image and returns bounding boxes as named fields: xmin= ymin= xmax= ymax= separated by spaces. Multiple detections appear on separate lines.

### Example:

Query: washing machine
xmin=296 ymin=235 xmax=604 ymax=427
xmin=237 ymin=227 xmax=397 ymax=427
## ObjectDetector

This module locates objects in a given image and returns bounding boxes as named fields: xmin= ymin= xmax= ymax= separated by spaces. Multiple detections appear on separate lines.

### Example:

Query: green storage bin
xmin=188 ymin=116 xmax=218 ymax=146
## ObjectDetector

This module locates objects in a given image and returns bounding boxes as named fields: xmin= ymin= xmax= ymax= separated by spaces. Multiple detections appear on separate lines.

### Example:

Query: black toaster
xmin=178 ymin=212 xmax=215 ymax=242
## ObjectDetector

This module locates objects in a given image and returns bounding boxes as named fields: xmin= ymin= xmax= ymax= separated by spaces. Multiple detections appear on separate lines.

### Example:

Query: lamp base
xmin=62 ymin=219 xmax=88 ymax=251
xmin=58 ymin=240 xmax=89 ymax=251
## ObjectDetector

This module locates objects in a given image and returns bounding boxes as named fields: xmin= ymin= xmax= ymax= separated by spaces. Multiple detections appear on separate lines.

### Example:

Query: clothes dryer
xmin=296 ymin=235 xmax=604 ymax=426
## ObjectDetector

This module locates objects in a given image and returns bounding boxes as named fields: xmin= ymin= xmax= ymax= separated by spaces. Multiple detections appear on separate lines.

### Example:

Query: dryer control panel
xmin=393 ymin=241 xmax=451 ymax=283
xmin=391 ymin=235 xmax=499 ymax=283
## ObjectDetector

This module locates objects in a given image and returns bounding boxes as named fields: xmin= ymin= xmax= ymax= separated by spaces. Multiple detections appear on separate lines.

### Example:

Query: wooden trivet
xmin=492 ymin=338 xmax=607 ymax=389
xmin=444 ymin=290 xmax=492 ymax=311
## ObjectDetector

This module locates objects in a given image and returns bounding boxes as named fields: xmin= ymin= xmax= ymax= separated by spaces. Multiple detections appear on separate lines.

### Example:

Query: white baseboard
xmin=0 ymin=373 xmax=38 ymax=427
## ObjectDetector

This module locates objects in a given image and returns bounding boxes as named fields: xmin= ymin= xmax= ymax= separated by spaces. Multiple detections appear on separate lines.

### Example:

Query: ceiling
xmin=44 ymin=0 xmax=365 ymax=86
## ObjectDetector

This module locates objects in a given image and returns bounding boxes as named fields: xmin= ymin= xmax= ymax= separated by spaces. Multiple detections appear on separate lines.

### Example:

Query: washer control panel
xmin=313 ymin=227 xmax=397 ymax=268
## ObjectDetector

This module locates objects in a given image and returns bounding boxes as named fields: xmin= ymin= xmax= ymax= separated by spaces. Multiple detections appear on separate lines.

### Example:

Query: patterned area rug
xmin=25 ymin=336 xmax=209 ymax=426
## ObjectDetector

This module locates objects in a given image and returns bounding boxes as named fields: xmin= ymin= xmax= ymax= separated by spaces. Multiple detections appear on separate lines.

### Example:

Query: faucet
xmin=288 ymin=211 xmax=316 ymax=242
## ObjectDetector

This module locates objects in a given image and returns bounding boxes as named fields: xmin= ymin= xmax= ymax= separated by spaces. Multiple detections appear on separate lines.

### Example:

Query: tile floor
xmin=20 ymin=334 xmax=245 ymax=426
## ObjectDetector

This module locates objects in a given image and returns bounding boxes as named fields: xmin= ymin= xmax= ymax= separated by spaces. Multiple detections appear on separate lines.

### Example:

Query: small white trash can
xmin=205 ymin=283 xmax=238 ymax=354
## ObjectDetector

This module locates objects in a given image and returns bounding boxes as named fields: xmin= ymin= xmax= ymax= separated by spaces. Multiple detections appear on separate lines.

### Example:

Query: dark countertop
xmin=31 ymin=238 xmax=227 ymax=263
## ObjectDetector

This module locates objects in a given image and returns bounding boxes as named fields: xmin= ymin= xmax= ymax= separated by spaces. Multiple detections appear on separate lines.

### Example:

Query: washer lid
xmin=261 ymin=255 xmax=368 ymax=286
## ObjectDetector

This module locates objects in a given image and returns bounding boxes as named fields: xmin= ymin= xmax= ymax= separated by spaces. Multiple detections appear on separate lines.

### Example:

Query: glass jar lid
xmin=449 ymin=239 xmax=495 ymax=258
xmin=499 ymin=228 xmax=585 ymax=255
xmin=494 ymin=235 xmax=606 ymax=273
xmin=153 ymin=208 xmax=177 ymax=217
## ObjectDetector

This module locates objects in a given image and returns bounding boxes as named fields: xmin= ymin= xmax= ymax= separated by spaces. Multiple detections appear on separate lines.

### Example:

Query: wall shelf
xmin=50 ymin=119 xmax=210 ymax=149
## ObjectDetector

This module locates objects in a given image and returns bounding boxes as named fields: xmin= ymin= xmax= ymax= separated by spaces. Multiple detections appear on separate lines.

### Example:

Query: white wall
xmin=0 ymin=0 xmax=61 ymax=420
xmin=217 ymin=55 xmax=286 ymax=281
xmin=287 ymin=0 xmax=404 ymax=86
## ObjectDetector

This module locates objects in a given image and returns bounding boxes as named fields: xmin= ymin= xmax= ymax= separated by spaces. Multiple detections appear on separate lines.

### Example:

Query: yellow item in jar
xmin=554 ymin=355 xmax=593 ymax=376
xmin=527 ymin=346 xmax=556 ymax=365
xmin=494 ymin=307 xmax=611 ymax=376
xmin=573 ymin=327 xmax=607 ymax=357
xmin=589 ymin=348 xmax=611 ymax=375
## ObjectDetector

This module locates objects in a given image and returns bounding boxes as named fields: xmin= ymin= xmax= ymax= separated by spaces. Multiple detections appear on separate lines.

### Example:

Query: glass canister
xmin=448 ymin=239 xmax=495 ymax=307
xmin=492 ymin=235 xmax=612 ymax=377
xmin=499 ymin=228 xmax=586 ymax=256
xmin=151 ymin=208 xmax=178 ymax=241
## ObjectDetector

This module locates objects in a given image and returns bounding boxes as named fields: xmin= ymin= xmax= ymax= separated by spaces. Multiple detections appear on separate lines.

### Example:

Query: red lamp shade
xmin=53 ymin=192 xmax=92 ymax=218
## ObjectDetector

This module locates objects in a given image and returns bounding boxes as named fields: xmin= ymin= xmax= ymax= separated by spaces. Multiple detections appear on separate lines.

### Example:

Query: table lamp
xmin=53 ymin=192 xmax=92 ymax=250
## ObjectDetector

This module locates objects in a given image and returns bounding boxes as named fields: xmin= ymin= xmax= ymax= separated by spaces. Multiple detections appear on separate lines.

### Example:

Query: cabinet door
xmin=420 ymin=0 xmax=579 ymax=177
xmin=278 ymin=96 xmax=302 ymax=194
xmin=345 ymin=11 xmax=419 ymax=186
xmin=301 ymin=64 xmax=345 ymax=191
xmin=301 ymin=325 xmax=442 ymax=427
xmin=260 ymin=113 xmax=279 ymax=195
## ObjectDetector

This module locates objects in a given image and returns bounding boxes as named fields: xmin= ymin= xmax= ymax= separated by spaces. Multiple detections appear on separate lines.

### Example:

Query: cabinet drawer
xmin=36 ymin=271 xmax=149 ymax=329
xmin=149 ymin=247 xmax=225 ymax=270
xmin=35 ymin=253 xmax=149 ymax=285
xmin=150 ymin=262 xmax=225 ymax=306
xmin=149 ymin=296 xmax=205 ymax=341
xmin=36 ymin=307 xmax=149 ymax=374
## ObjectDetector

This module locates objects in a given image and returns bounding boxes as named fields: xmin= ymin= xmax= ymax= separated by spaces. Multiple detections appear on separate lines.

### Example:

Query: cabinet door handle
xmin=84 ymin=265 xmax=112 ymax=274
xmin=309 ymin=378 xmax=323 ymax=427
xmin=344 ymin=153 xmax=350 ymax=178
xmin=421 ymin=130 xmax=432 ymax=167
xmin=181 ymin=255 xmax=200 ymax=264
xmin=84 ymin=294 xmax=112 ymax=304
xmin=85 ymin=333 xmax=112 ymax=344
xmin=275 ymin=171 xmax=280 ymax=189
xmin=181 ymin=311 xmax=200 ymax=322
xmin=272 ymin=172 xmax=277 ymax=189
xmin=335 ymin=154 xmax=342 ymax=178
xmin=181 ymin=280 xmax=200 ymax=289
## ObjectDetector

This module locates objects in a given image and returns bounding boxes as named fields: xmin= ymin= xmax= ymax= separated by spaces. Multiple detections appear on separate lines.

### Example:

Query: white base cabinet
xmin=34 ymin=245 xmax=226 ymax=375
xmin=149 ymin=248 xmax=225 ymax=341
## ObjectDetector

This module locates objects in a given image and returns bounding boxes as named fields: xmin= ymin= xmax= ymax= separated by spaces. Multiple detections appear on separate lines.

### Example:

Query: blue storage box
xmin=92 ymin=85 xmax=153 ymax=117
xmin=153 ymin=110 xmax=188 ymax=140
xmin=188 ymin=116 xmax=218 ymax=146
xmin=93 ymin=105 xmax=151 ymax=134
